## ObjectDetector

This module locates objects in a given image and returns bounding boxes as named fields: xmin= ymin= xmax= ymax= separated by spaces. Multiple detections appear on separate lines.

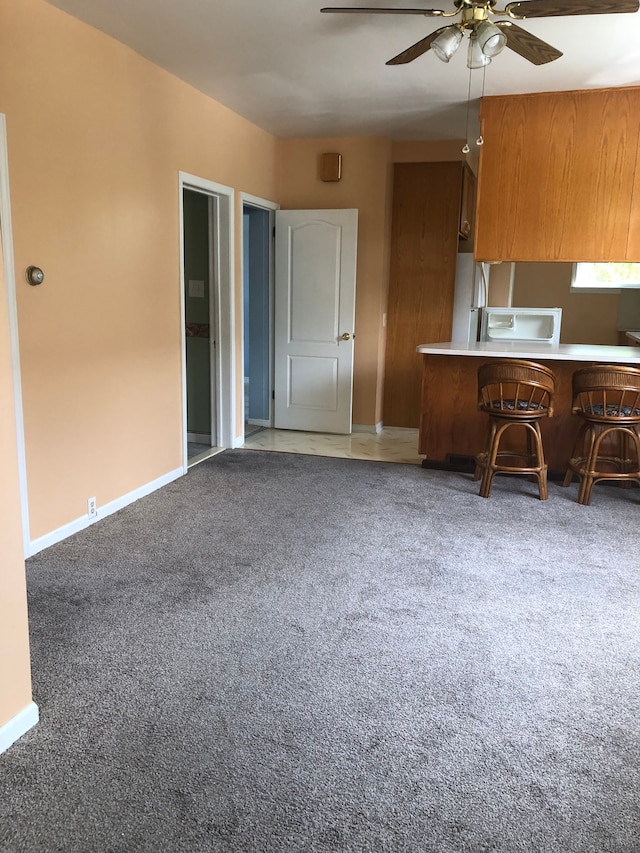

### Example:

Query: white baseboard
xmin=247 ymin=418 xmax=270 ymax=428
xmin=0 ymin=701 xmax=39 ymax=755
xmin=187 ymin=432 xmax=211 ymax=444
xmin=28 ymin=466 xmax=184 ymax=557
xmin=352 ymin=422 xmax=383 ymax=434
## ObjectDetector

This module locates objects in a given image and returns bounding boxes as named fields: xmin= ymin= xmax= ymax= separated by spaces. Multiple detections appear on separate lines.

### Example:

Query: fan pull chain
xmin=476 ymin=62 xmax=487 ymax=147
xmin=462 ymin=62 xmax=473 ymax=155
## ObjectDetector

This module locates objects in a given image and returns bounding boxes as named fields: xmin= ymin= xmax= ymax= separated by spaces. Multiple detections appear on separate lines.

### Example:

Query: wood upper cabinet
xmin=475 ymin=87 xmax=640 ymax=262
xmin=383 ymin=161 xmax=474 ymax=429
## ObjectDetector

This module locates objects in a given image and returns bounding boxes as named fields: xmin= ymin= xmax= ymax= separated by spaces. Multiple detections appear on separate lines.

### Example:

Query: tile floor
xmin=242 ymin=427 xmax=423 ymax=465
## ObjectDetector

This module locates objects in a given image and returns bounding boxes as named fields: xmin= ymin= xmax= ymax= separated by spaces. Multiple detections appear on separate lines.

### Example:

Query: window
xmin=571 ymin=262 xmax=640 ymax=292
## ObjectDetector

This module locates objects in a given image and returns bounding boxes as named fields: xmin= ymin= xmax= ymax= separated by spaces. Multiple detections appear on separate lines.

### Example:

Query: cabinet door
xmin=383 ymin=162 xmax=463 ymax=429
xmin=475 ymin=89 xmax=640 ymax=262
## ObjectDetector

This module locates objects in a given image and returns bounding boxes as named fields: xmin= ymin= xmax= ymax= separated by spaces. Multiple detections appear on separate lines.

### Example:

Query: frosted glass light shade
xmin=467 ymin=35 xmax=491 ymax=68
xmin=475 ymin=20 xmax=507 ymax=57
xmin=432 ymin=26 xmax=463 ymax=63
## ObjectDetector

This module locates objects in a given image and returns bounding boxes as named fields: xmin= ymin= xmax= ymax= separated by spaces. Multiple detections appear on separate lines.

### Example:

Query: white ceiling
xmin=45 ymin=0 xmax=640 ymax=140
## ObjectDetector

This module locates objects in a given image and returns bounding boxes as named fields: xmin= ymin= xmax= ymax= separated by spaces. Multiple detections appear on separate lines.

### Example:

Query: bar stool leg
xmin=479 ymin=418 xmax=502 ymax=498
xmin=620 ymin=430 xmax=634 ymax=486
xmin=473 ymin=419 xmax=494 ymax=483
xmin=530 ymin=422 xmax=548 ymax=500
xmin=578 ymin=424 xmax=602 ymax=506
xmin=526 ymin=427 xmax=535 ymax=470
xmin=563 ymin=422 xmax=588 ymax=489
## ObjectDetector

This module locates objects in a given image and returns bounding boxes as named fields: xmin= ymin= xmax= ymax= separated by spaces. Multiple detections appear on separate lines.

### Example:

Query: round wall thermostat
xmin=26 ymin=266 xmax=44 ymax=286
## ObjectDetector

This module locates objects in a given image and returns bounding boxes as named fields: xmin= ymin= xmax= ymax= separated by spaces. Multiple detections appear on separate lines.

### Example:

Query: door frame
xmin=206 ymin=195 xmax=218 ymax=446
xmin=0 ymin=113 xmax=31 ymax=556
xmin=239 ymin=192 xmax=279 ymax=437
xmin=179 ymin=172 xmax=235 ymax=471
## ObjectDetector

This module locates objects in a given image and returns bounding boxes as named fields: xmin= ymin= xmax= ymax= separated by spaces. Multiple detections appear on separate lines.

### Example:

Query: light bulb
xmin=432 ymin=26 xmax=463 ymax=63
xmin=462 ymin=143 xmax=470 ymax=154
xmin=467 ymin=35 xmax=491 ymax=69
xmin=475 ymin=20 xmax=507 ymax=58
xmin=476 ymin=135 xmax=484 ymax=146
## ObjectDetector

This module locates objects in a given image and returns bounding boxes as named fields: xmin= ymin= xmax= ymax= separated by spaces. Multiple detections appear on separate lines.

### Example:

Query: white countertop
xmin=416 ymin=341 xmax=640 ymax=363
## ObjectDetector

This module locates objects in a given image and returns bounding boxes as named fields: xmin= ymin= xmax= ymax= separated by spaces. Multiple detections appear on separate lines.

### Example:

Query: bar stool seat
xmin=474 ymin=359 xmax=556 ymax=500
xmin=562 ymin=364 xmax=640 ymax=505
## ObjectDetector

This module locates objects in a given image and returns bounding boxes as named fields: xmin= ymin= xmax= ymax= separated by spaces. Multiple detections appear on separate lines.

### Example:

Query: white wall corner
xmin=0 ymin=701 xmax=39 ymax=755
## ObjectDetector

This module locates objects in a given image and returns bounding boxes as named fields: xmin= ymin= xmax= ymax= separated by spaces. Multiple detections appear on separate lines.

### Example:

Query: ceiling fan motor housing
xmin=460 ymin=5 xmax=492 ymax=29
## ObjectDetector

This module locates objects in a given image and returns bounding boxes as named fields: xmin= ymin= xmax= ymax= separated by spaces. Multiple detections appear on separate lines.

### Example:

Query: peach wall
xmin=1 ymin=0 xmax=279 ymax=539
xmin=512 ymin=262 xmax=620 ymax=346
xmin=0 ymin=236 xmax=33 ymax=728
xmin=1 ymin=0 xmax=481 ymax=551
xmin=277 ymin=138 xmax=393 ymax=426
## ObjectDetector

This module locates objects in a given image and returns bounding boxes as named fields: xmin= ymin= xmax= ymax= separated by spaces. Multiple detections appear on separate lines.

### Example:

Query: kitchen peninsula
xmin=417 ymin=341 xmax=640 ymax=472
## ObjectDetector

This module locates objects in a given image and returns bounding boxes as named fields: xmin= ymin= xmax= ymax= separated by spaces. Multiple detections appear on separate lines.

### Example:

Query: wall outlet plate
xmin=87 ymin=497 xmax=97 ymax=518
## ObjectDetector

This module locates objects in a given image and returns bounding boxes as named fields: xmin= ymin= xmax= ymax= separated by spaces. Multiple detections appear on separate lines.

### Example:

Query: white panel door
xmin=274 ymin=209 xmax=358 ymax=433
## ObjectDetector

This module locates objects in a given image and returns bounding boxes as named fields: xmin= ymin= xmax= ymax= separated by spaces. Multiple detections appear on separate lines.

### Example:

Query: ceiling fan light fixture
xmin=431 ymin=25 xmax=463 ymax=63
xmin=475 ymin=20 xmax=507 ymax=57
xmin=467 ymin=34 xmax=492 ymax=68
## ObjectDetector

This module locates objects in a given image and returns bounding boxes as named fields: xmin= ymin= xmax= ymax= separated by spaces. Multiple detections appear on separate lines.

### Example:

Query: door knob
xmin=339 ymin=332 xmax=351 ymax=341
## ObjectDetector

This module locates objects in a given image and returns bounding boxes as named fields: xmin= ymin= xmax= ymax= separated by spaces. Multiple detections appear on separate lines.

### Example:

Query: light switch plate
xmin=188 ymin=279 xmax=205 ymax=298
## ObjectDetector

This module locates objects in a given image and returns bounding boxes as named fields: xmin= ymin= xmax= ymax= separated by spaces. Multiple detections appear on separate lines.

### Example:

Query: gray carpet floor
xmin=1 ymin=449 xmax=639 ymax=852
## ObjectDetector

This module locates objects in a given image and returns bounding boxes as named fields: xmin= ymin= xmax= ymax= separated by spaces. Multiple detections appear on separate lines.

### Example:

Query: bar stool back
xmin=475 ymin=359 xmax=556 ymax=500
xmin=562 ymin=364 xmax=640 ymax=505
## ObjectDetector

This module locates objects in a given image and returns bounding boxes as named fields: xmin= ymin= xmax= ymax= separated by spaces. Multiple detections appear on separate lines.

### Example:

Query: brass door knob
xmin=340 ymin=332 xmax=351 ymax=341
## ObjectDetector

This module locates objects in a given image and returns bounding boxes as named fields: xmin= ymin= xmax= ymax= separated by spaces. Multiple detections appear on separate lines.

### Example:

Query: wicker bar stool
xmin=474 ymin=359 xmax=556 ymax=500
xmin=562 ymin=364 xmax=640 ymax=505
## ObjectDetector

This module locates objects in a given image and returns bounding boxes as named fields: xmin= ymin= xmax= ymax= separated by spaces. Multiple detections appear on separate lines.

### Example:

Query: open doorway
xmin=183 ymin=187 xmax=217 ymax=462
xmin=241 ymin=194 xmax=278 ymax=440
xmin=179 ymin=173 xmax=235 ymax=470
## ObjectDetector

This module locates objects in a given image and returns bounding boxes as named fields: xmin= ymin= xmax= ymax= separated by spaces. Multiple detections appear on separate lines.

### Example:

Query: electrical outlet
xmin=87 ymin=497 xmax=97 ymax=518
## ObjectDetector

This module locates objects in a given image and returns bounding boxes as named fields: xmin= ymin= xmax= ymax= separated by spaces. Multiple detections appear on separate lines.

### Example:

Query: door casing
xmin=0 ymin=113 xmax=30 ymax=555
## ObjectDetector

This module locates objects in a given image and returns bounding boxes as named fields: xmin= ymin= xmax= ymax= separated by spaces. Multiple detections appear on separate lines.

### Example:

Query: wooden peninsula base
xmin=417 ymin=342 xmax=640 ymax=475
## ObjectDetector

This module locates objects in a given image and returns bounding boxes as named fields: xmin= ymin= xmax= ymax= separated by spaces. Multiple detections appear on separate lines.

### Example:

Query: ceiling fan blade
xmin=496 ymin=21 xmax=563 ymax=64
xmin=321 ymin=6 xmax=445 ymax=14
xmin=386 ymin=27 xmax=447 ymax=64
xmin=505 ymin=0 xmax=639 ymax=19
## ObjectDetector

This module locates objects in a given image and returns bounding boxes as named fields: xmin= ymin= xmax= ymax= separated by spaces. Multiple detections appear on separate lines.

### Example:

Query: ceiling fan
xmin=320 ymin=0 xmax=640 ymax=68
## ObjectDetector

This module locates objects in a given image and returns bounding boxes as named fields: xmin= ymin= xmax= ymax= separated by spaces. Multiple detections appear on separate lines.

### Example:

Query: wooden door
xmin=383 ymin=162 xmax=464 ymax=428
